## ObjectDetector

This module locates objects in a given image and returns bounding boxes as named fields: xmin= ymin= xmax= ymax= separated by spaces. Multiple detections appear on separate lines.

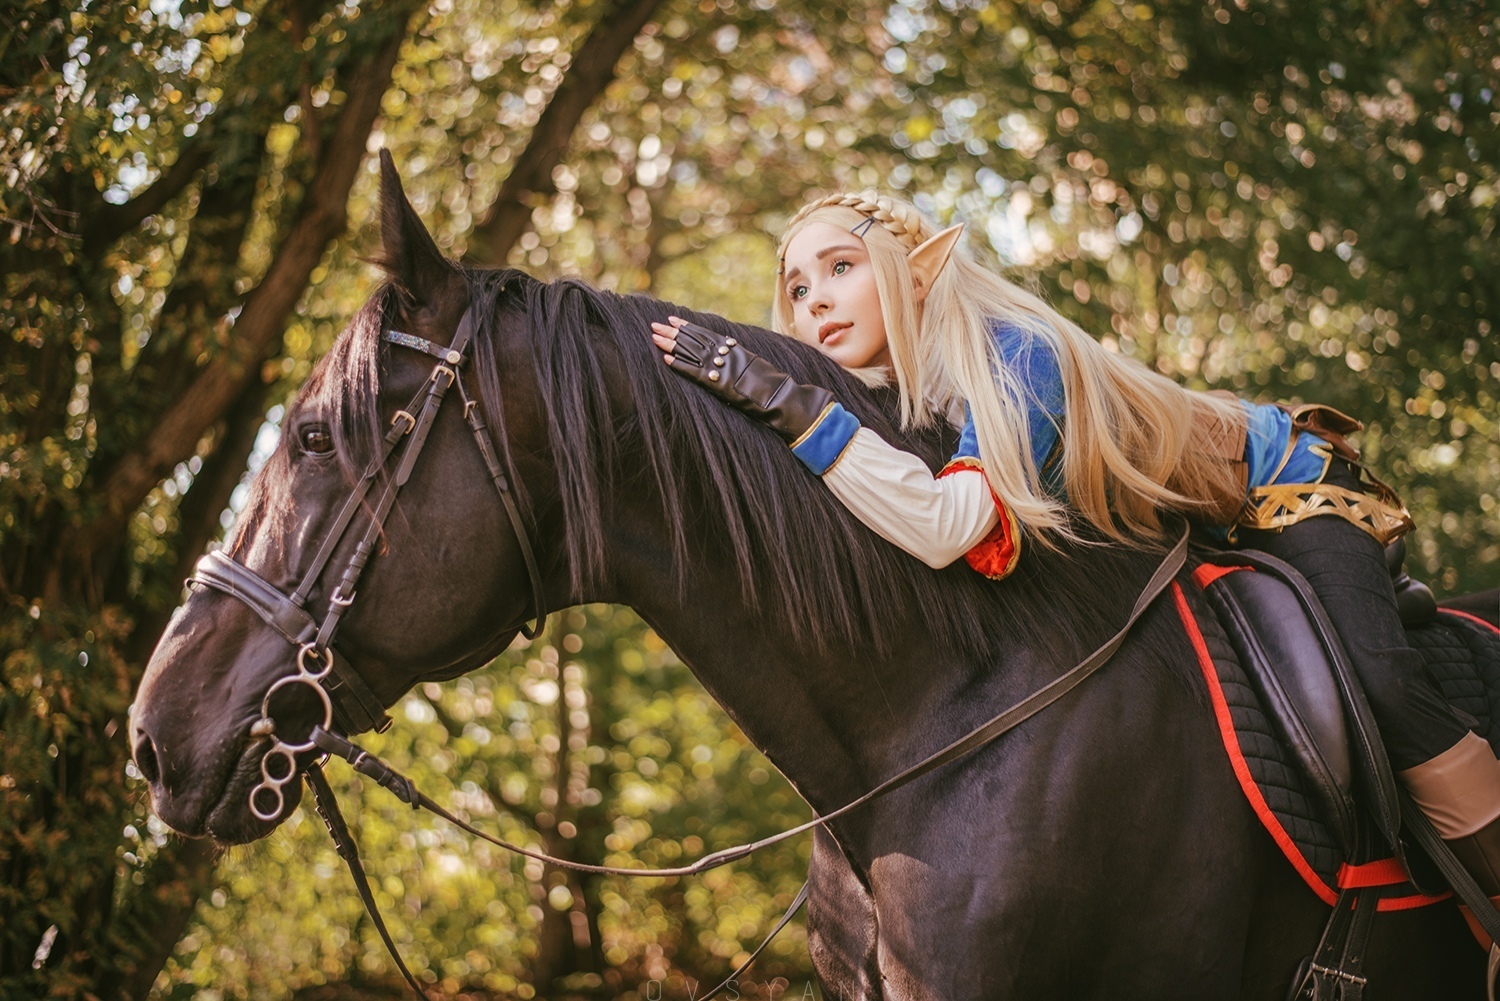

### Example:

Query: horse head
xmin=130 ymin=154 xmax=562 ymax=842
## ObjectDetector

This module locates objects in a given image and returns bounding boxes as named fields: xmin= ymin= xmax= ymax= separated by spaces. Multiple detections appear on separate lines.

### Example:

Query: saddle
xmin=1191 ymin=549 xmax=1392 ymax=865
xmin=1184 ymin=540 xmax=1500 ymax=892
xmin=1179 ymin=544 xmax=1500 ymax=997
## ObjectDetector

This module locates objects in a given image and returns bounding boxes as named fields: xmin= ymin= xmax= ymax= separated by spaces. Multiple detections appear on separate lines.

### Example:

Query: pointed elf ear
xmin=909 ymin=223 xmax=964 ymax=304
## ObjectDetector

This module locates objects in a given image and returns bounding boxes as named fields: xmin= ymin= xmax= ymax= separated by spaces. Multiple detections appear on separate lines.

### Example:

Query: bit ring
xmin=297 ymin=643 xmax=334 ymax=680
xmin=249 ymin=780 xmax=284 ymax=822
xmin=258 ymin=674 xmax=333 ymax=753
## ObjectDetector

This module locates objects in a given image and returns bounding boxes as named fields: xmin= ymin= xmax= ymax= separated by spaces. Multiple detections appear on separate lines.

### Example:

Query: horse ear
xmin=908 ymin=223 xmax=964 ymax=304
xmin=378 ymin=149 xmax=452 ymax=303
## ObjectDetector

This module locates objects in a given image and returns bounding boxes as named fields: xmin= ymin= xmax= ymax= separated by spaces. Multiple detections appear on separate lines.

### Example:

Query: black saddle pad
xmin=1411 ymin=608 xmax=1500 ymax=742
xmin=1172 ymin=571 xmax=1500 ymax=909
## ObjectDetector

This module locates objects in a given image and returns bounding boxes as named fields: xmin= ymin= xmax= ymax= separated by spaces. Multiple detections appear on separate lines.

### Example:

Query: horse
xmin=130 ymin=153 xmax=1486 ymax=999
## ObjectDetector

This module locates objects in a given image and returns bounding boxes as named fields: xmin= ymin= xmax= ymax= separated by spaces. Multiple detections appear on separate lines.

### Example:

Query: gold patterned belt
xmin=1239 ymin=478 xmax=1414 ymax=545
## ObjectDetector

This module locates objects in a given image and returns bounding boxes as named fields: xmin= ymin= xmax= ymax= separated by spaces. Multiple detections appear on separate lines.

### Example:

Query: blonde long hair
xmin=772 ymin=191 xmax=1246 ymax=546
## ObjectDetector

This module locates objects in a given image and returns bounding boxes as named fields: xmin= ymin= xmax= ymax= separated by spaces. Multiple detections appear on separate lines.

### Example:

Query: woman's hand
xmin=646 ymin=316 xmax=836 ymax=443
xmin=649 ymin=315 xmax=687 ymax=362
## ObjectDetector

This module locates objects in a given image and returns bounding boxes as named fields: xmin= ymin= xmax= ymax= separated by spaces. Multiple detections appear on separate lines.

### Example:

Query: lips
xmin=818 ymin=321 xmax=851 ymax=344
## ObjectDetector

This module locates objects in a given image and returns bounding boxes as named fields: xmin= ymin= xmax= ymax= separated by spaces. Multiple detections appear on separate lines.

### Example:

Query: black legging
xmin=1236 ymin=459 xmax=1469 ymax=771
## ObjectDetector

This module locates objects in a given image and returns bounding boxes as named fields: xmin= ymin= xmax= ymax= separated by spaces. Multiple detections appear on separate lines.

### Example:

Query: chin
xmin=824 ymin=347 xmax=880 ymax=371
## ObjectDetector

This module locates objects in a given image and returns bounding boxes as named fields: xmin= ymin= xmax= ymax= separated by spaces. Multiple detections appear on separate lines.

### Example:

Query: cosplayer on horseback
xmin=648 ymin=190 xmax=1500 ymax=918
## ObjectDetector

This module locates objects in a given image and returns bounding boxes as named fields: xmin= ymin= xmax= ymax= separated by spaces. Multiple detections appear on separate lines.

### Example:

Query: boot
xmin=1398 ymin=731 xmax=1500 ymax=949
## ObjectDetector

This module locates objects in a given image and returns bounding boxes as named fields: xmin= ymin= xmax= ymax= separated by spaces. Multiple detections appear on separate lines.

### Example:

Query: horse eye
xmin=299 ymin=425 xmax=334 ymax=455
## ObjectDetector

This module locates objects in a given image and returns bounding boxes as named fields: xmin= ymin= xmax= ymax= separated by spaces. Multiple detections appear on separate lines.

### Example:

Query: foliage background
xmin=2 ymin=0 xmax=1496 ymax=997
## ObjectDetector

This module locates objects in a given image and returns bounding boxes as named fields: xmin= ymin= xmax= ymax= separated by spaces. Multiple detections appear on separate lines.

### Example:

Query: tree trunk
xmin=105 ymin=839 xmax=221 ymax=1001
xmin=77 ymin=8 xmax=417 ymax=562
xmin=467 ymin=0 xmax=666 ymax=265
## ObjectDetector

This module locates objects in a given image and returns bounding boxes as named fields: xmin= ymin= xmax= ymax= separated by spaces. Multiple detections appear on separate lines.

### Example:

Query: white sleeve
xmin=821 ymin=428 xmax=1000 ymax=568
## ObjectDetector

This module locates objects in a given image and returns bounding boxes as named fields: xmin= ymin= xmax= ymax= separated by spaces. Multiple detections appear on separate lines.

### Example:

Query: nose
xmin=129 ymin=708 xmax=163 ymax=787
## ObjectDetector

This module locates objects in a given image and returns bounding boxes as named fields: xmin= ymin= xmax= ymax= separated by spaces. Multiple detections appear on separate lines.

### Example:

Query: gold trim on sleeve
xmin=789 ymin=402 xmax=838 ymax=450
xmin=820 ymin=432 xmax=861 ymax=476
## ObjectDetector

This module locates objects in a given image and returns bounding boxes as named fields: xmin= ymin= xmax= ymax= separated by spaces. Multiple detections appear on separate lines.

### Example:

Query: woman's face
xmin=780 ymin=221 xmax=891 ymax=370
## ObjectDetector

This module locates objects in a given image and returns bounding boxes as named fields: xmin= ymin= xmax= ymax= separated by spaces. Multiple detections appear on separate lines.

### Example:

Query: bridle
xmin=186 ymin=295 xmax=1192 ymax=1000
xmin=189 ymin=302 xmax=549 ymax=822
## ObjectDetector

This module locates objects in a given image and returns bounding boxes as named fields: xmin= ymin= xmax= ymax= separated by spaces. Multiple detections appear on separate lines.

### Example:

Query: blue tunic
xmin=948 ymin=323 xmax=1066 ymax=492
xmin=790 ymin=323 xmax=1327 ymax=494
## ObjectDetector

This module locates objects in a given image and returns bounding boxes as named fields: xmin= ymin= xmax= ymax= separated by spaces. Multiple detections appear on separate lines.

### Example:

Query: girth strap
xmin=1293 ymin=886 xmax=1377 ymax=1000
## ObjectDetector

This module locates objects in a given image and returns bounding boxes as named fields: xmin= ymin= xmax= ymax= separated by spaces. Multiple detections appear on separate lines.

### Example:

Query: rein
xmin=191 ymin=297 xmax=1190 ymax=998
xmin=298 ymin=528 xmax=1185 ymax=999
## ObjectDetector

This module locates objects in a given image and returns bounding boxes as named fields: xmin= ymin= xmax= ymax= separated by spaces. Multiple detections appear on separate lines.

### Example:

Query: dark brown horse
xmin=130 ymin=156 xmax=1485 ymax=998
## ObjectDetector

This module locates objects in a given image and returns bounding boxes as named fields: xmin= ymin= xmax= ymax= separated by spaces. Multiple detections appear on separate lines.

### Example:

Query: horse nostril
xmin=134 ymin=732 xmax=161 ymax=786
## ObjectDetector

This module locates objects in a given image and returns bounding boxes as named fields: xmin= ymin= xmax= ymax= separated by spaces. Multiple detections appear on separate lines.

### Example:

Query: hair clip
xmin=850 ymin=217 xmax=877 ymax=239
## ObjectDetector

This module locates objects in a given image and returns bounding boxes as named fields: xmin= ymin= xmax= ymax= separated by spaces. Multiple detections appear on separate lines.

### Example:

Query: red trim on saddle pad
xmin=1170 ymin=582 xmax=1337 ymax=905
xmin=1191 ymin=563 xmax=1253 ymax=589
xmin=1442 ymin=608 xmax=1500 ymax=637
xmin=1336 ymin=859 xmax=1452 ymax=910
xmin=1170 ymin=582 xmax=1451 ymax=912
xmin=1338 ymin=858 xmax=1410 ymax=888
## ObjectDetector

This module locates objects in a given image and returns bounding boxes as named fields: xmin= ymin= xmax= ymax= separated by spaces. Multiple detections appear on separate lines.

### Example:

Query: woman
xmin=648 ymin=189 xmax=1500 ymax=921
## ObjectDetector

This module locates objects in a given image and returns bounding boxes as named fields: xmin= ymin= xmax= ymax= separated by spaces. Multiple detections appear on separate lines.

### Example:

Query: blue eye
xmin=790 ymin=284 xmax=808 ymax=300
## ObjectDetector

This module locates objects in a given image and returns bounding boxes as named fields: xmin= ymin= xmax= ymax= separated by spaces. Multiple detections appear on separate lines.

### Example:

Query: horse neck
xmin=597 ymin=495 xmax=1000 ymax=817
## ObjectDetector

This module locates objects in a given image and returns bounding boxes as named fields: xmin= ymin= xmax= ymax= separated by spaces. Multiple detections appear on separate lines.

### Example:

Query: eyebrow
xmin=783 ymin=244 xmax=866 ymax=287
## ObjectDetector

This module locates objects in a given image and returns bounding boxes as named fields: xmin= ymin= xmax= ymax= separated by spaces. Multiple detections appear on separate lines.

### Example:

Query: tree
xmin=6 ymin=0 xmax=1496 ymax=996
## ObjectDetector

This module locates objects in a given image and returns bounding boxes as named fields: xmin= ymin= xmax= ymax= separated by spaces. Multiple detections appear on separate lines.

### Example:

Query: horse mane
xmin=234 ymin=266 xmax=1157 ymax=665
xmin=226 ymin=286 xmax=390 ymax=560
xmin=475 ymin=270 xmax=1154 ymax=663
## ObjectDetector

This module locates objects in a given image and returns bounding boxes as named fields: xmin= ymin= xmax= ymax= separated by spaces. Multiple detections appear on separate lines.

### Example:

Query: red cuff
xmin=937 ymin=458 xmax=1021 ymax=580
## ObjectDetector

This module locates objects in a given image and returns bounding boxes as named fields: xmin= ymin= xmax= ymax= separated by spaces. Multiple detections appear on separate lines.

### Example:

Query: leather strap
xmin=1399 ymin=789 xmax=1500 ymax=947
xmin=190 ymin=303 xmax=549 ymax=734
xmin=299 ymin=527 xmax=1187 ymax=1000
xmin=190 ymin=552 xmax=392 ymax=735
xmin=306 ymin=763 xmax=433 ymax=1000
xmin=1293 ymin=886 xmax=1376 ymax=1000
xmin=307 ymin=525 xmax=1189 ymax=880
xmin=308 ymin=724 xmax=806 ymax=1000
xmin=192 ymin=549 xmax=317 ymax=647
xmin=696 ymin=881 xmax=808 ymax=1001
xmin=455 ymin=375 xmax=546 ymax=640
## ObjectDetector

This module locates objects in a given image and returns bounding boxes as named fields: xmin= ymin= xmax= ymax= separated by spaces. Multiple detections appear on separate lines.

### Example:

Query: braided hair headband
xmin=777 ymin=191 xmax=929 ymax=273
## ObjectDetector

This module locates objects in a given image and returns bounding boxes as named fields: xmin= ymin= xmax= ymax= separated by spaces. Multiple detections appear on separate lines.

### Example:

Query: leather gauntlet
xmin=666 ymin=321 xmax=835 ymax=442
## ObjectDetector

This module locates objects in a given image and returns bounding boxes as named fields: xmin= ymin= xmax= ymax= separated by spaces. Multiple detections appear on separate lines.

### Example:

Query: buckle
xmin=390 ymin=410 xmax=416 ymax=436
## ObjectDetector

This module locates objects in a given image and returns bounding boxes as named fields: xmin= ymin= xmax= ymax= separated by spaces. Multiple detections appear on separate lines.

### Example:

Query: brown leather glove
xmin=665 ymin=320 xmax=834 ymax=442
